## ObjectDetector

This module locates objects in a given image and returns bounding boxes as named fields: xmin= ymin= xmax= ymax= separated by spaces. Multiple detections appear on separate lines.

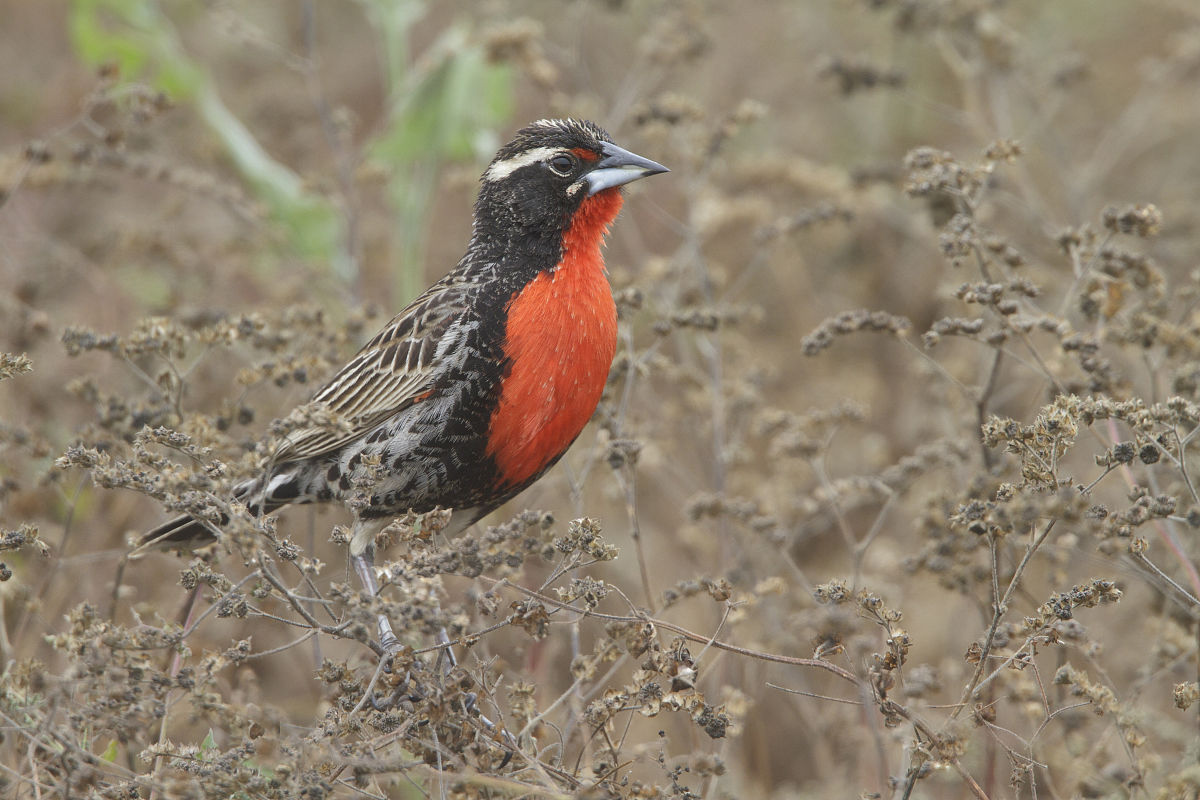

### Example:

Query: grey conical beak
xmin=584 ymin=141 xmax=669 ymax=196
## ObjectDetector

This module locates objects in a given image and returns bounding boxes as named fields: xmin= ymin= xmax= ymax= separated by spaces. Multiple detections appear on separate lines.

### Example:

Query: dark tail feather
xmin=138 ymin=478 xmax=254 ymax=550
xmin=137 ymin=474 xmax=303 ymax=551
xmin=139 ymin=513 xmax=218 ymax=549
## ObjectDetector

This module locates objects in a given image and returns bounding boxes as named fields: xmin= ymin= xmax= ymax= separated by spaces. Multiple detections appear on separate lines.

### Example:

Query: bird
xmin=141 ymin=118 xmax=668 ymax=649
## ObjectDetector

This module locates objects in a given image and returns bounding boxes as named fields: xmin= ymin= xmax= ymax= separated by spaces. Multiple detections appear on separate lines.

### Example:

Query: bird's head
xmin=475 ymin=119 xmax=668 ymax=237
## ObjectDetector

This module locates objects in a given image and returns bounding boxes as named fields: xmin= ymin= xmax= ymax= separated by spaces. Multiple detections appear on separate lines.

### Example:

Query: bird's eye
xmin=548 ymin=153 xmax=576 ymax=176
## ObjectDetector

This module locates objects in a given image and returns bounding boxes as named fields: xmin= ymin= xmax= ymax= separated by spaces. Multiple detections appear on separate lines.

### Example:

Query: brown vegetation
xmin=4 ymin=1 xmax=1200 ymax=797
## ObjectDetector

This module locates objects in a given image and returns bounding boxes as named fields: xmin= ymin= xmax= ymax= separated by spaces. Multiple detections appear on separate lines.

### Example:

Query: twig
xmin=948 ymin=520 xmax=1057 ymax=723
xmin=484 ymin=577 xmax=859 ymax=685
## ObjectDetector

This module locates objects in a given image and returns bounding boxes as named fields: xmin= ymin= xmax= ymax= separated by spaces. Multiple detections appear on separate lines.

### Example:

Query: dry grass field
xmin=4 ymin=1 xmax=1200 ymax=797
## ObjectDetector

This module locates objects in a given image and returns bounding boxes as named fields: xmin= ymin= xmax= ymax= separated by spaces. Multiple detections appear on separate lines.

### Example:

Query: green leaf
xmin=68 ymin=0 xmax=342 ymax=270
xmin=367 ymin=23 xmax=514 ymax=302
xmin=200 ymin=728 xmax=217 ymax=758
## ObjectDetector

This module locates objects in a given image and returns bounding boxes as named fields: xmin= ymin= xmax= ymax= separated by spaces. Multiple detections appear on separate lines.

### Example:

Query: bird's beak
xmin=584 ymin=141 xmax=669 ymax=196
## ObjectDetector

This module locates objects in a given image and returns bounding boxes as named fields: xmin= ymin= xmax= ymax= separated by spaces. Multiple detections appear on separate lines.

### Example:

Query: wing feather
xmin=268 ymin=278 xmax=473 ymax=463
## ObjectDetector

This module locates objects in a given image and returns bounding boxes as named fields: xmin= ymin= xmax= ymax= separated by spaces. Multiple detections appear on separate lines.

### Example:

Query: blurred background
xmin=4 ymin=1 xmax=1200 ymax=797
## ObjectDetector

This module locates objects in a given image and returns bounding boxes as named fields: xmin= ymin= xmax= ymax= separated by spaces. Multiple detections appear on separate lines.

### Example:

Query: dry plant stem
xmin=614 ymin=330 xmax=659 ymax=425
xmin=975 ymin=633 xmax=1052 ymax=706
xmin=613 ymin=703 xmax=638 ymax=759
xmin=988 ymin=528 xmax=1002 ymax=620
xmin=977 ymin=348 xmax=1004 ymax=469
xmin=1080 ymin=464 xmax=1117 ymax=494
xmin=809 ymin=446 xmax=859 ymax=557
xmin=486 ymin=576 xmax=858 ymax=684
xmin=173 ymin=570 xmax=261 ymax=641
xmin=10 ymin=476 xmax=87 ymax=649
xmin=719 ymin=243 xmax=773 ymax=307
xmin=350 ymin=653 xmax=397 ymax=716
xmin=508 ymin=739 xmax=582 ymax=793
xmin=1171 ymin=427 xmax=1200 ymax=505
xmin=605 ymin=578 xmax=648 ymax=618
xmin=0 ymin=755 xmax=43 ymax=797
xmin=564 ymin=328 xmax=647 ymax=520
xmin=261 ymin=566 xmax=338 ymax=615
xmin=244 ymin=629 xmax=319 ymax=659
xmin=948 ymin=520 xmax=1057 ymax=725
xmin=681 ymin=174 xmax=732 ymax=516
xmin=893 ymin=696 xmax=990 ymax=800
xmin=109 ymin=552 xmax=130 ymax=623
xmin=491 ymin=724 xmax=567 ymax=793
xmin=900 ymin=337 xmax=974 ymax=397
xmin=767 ymin=683 xmax=863 ymax=705
xmin=0 ymin=594 xmax=9 ymax=669
xmin=1099 ymin=419 xmax=1200 ymax=601
xmin=1013 ymin=330 xmax=1066 ymax=395
xmin=1131 ymin=551 xmax=1200 ymax=608
xmin=574 ymin=650 xmax=636 ymax=707
xmin=0 ymin=80 xmax=126 ymax=213
xmin=858 ymin=667 xmax=890 ymax=793
xmin=1058 ymin=234 xmax=1115 ymax=318
xmin=692 ymin=601 xmax=733 ymax=665
xmin=411 ymin=765 xmax=575 ymax=800
xmin=517 ymin=675 xmax=585 ymax=742
xmin=981 ymin=712 xmax=1040 ymax=760
xmin=565 ymin=611 xmax=585 ymax=751
xmin=171 ymin=585 xmax=202 ymax=674
xmin=148 ymin=571 xmax=261 ymax=800
xmin=539 ymin=554 xmax=606 ymax=592
xmin=852 ymin=490 xmax=897 ymax=589
xmin=1142 ymin=509 xmax=1200 ymax=606
xmin=257 ymin=567 xmax=367 ymax=646
xmin=605 ymin=35 xmax=659 ymax=131
xmin=432 ymin=725 xmax=447 ymax=798
xmin=954 ymin=763 xmax=991 ymax=800
xmin=286 ymin=561 xmax=342 ymax=626
xmin=1146 ymin=524 xmax=1200 ymax=607
xmin=612 ymin=464 xmax=654 ymax=609
xmin=779 ymin=544 xmax=817 ymax=597
xmin=249 ymin=604 xmax=333 ymax=629
xmin=934 ymin=30 xmax=990 ymax=142
xmin=150 ymin=588 xmax=200 ymax=800
xmin=1 ymin=708 xmax=141 ymax=790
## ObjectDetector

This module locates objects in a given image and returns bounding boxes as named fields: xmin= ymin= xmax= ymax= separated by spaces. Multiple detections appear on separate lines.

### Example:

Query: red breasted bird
xmin=143 ymin=119 xmax=667 ymax=647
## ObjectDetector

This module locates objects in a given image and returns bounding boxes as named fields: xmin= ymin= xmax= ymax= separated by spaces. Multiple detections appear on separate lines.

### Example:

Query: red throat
xmin=485 ymin=189 xmax=623 ymax=489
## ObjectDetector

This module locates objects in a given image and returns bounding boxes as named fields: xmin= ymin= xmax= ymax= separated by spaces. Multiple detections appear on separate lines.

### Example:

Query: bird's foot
xmin=377 ymin=613 xmax=400 ymax=655
xmin=379 ymin=629 xmax=400 ymax=654
xmin=368 ymin=670 xmax=420 ymax=711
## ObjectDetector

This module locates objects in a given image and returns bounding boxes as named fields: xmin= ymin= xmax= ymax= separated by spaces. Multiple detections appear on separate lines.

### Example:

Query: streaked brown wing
xmin=269 ymin=277 xmax=472 ymax=463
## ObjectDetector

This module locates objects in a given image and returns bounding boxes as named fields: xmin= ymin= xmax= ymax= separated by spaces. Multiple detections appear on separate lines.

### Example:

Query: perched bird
xmin=143 ymin=118 xmax=667 ymax=648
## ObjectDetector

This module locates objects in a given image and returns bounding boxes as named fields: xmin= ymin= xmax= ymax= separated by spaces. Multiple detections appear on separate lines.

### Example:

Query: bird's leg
xmin=352 ymin=547 xmax=399 ymax=651
xmin=350 ymin=519 xmax=399 ymax=652
xmin=435 ymin=626 xmax=483 ymax=715
xmin=435 ymin=626 xmax=458 ymax=671
xmin=350 ymin=518 xmax=485 ymax=725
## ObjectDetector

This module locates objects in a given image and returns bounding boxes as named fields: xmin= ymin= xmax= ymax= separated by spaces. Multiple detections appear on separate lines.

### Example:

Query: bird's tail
xmin=137 ymin=474 xmax=295 ymax=551
xmin=139 ymin=512 xmax=217 ymax=549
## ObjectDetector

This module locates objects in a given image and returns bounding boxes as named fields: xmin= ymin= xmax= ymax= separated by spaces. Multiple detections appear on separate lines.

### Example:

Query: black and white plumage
xmin=141 ymin=119 xmax=668 ymax=649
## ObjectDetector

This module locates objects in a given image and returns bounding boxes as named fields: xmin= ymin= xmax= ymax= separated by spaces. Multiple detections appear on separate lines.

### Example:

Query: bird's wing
xmin=268 ymin=276 xmax=475 ymax=463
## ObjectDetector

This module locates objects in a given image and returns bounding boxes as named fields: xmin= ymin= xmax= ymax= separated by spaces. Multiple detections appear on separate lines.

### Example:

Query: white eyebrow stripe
xmin=483 ymin=146 xmax=557 ymax=183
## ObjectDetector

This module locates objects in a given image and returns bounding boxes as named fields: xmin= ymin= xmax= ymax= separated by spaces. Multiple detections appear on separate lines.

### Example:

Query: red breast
xmin=484 ymin=188 xmax=623 ymax=488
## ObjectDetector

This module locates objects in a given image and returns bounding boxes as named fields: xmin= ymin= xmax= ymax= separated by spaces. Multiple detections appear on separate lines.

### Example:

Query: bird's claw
xmin=367 ymin=668 xmax=423 ymax=711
